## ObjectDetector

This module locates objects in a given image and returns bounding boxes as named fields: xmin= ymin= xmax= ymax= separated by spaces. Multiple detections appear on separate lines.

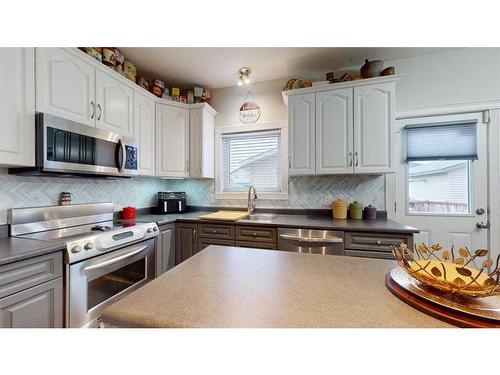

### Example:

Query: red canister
xmin=122 ymin=206 xmax=136 ymax=220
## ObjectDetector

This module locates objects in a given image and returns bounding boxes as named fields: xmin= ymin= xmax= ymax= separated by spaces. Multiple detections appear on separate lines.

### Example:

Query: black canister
xmin=363 ymin=205 xmax=377 ymax=220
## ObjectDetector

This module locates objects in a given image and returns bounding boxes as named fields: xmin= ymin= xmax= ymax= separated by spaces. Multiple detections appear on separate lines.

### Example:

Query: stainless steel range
xmin=9 ymin=203 xmax=159 ymax=328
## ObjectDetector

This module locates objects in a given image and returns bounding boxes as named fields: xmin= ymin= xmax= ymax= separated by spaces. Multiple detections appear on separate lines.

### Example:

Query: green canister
xmin=349 ymin=201 xmax=363 ymax=220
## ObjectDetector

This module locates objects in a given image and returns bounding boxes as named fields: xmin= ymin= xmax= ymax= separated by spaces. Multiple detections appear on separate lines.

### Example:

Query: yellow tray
xmin=198 ymin=210 xmax=249 ymax=222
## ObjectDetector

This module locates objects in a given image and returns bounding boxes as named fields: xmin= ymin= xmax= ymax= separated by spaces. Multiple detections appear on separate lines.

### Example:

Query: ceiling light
xmin=238 ymin=67 xmax=251 ymax=86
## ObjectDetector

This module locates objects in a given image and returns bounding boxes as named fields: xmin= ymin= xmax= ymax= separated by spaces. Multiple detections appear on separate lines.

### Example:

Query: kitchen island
xmin=102 ymin=245 xmax=449 ymax=328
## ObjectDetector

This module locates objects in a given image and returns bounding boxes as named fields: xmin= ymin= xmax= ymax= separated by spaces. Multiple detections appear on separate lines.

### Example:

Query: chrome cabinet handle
xmin=348 ymin=152 xmax=353 ymax=167
xmin=97 ymin=104 xmax=102 ymax=121
xmin=186 ymin=159 xmax=189 ymax=173
xmin=354 ymin=152 xmax=359 ymax=167
xmin=279 ymin=234 xmax=343 ymax=243
xmin=476 ymin=222 xmax=490 ymax=229
xmin=90 ymin=101 xmax=95 ymax=119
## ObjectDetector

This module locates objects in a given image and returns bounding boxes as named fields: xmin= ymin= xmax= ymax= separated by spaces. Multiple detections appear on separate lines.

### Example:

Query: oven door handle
xmin=83 ymin=245 xmax=149 ymax=272
xmin=279 ymin=234 xmax=343 ymax=244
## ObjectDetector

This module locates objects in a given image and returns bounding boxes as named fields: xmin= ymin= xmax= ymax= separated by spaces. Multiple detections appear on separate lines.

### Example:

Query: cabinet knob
xmin=252 ymin=232 xmax=257 ymax=237
xmin=213 ymin=229 xmax=217 ymax=233
xmin=376 ymin=240 xmax=382 ymax=246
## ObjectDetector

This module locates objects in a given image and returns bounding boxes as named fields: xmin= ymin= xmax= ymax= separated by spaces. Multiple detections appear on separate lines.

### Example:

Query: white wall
xmin=210 ymin=78 xmax=287 ymax=127
xmin=335 ymin=48 xmax=500 ymax=112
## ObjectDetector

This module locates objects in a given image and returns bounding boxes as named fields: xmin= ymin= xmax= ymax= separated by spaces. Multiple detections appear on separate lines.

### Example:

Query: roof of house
xmin=409 ymin=160 xmax=466 ymax=177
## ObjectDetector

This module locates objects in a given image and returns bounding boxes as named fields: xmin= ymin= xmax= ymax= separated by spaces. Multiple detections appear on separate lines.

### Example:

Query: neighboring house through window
xmin=215 ymin=122 xmax=288 ymax=200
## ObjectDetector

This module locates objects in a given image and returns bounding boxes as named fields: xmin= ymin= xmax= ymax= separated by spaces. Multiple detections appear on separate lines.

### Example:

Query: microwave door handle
xmin=83 ymin=245 xmax=149 ymax=272
xmin=115 ymin=139 xmax=126 ymax=172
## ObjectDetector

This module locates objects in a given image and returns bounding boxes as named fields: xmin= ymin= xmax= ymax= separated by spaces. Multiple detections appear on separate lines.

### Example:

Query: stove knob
xmin=147 ymin=228 xmax=153 ymax=233
xmin=71 ymin=245 xmax=82 ymax=254
xmin=84 ymin=242 xmax=94 ymax=250
xmin=153 ymin=227 xmax=158 ymax=232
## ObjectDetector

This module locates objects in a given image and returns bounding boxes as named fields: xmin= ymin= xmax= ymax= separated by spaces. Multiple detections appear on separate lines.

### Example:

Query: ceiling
xmin=119 ymin=47 xmax=454 ymax=90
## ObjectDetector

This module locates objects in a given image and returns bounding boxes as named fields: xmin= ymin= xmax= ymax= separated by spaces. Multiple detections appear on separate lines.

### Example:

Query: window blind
xmin=405 ymin=121 xmax=478 ymax=161
xmin=221 ymin=129 xmax=281 ymax=192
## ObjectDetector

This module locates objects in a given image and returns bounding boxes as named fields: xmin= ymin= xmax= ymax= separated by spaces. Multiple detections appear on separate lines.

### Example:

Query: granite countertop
xmin=134 ymin=211 xmax=418 ymax=234
xmin=0 ymin=237 xmax=65 ymax=266
xmin=102 ymin=245 xmax=449 ymax=328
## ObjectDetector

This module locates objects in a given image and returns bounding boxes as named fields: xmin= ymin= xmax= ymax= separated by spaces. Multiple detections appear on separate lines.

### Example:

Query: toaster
xmin=156 ymin=192 xmax=187 ymax=214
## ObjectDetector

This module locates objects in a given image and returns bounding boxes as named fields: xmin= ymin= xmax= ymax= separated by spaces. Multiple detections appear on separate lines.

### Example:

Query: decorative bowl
xmin=392 ymin=243 xmax=500 ymax=298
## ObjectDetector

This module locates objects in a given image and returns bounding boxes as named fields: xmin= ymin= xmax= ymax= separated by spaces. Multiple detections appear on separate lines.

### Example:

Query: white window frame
xmin=215 ymin=121 xmax=289 ymax=200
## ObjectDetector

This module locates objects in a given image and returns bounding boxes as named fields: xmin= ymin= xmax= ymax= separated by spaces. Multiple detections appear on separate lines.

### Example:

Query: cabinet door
xmin=95 ymin=69 xmax=134 ymax=137
xmin=36 ymin=48 xmax=95 ymax=126
xmin=189 ymin=108 xmax=203 ymax=178
xmin=156 ymin=224 xmax=176 ymax=276
xmin=288 ymin=93 xmax=315 ymax=175
xmin=0 ymin=278 xmax=63 ymax=328
xmin=134 ymin=91 xmax=155 ymax=176
xmin=0 ymin=48 xmax=35 ymax=167
xmin=353 ymin=83 xmax=395 ymax=173
xmin=156 ymin=103 xmax=190 ymax=177
xmin=316 ymin=88 xmax=353 ymax=174
xmin=176 ymin=223 xmax=197 ymax=264
xmin=197 ymin=238 xmax=234 ymax=253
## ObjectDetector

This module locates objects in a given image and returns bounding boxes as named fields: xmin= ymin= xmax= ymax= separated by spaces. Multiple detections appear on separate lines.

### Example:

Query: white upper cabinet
xmin=315 ymin=88 xmax=353 ymax=174
xmin=156 ymin=103 xmax=190 ymax=177
xmin=288 ymin=93 xmax=315 ymax=175
xmin=284 ymin=76 xmax=398 ymax=176
xmin=189 ymin=106 xmax=215 ymax=178
xmin=95 ymin=70 xmax=134 ymax=137
xmin=0 ymin=48 xmax=35 ymax=167
xmin=134 ymin=91 xmax=156 ymax=176
xmin=36 ymin=48 xmax=96 ymax=127
xmin=353 ymin=82 xmax=395 ymax=173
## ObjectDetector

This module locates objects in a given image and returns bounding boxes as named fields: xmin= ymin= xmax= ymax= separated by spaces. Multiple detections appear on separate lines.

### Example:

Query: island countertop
xmin=101 ymin=245 xmax=449 ymax=328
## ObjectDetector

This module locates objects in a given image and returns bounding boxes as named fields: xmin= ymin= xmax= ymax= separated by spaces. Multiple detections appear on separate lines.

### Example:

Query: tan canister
xmin=332 ymin=199 xmax=348 ymax=219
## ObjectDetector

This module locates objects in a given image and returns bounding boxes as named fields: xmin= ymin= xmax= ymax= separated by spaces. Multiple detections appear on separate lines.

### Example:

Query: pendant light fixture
xmin=238 ymin=67 xmax=251 ymax=86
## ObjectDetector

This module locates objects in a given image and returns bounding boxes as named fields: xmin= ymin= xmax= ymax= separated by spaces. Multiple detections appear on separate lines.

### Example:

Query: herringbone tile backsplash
xmin=0 ymin=168 xmax=385 ymax=224
xmin=0 ymin=168 xmax=168 ymax=224
xmin=165 ymin=175 xmax=385 ymax=210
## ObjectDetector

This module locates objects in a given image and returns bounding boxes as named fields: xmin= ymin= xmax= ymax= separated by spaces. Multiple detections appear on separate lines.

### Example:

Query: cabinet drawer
xmin=235 ymin=226 xmax=276 ymax=243
xmin=0 ymin=252 xmax=63 ymax=299
xmin=197 ymin=224 xmax=234 ymax=240
xmin=0 ymin=277 xmax=63 ymax=328
xmin=235 ymin=241 xmax=277 ymax=250
xmin=345 ymin=250 xmax=395 ymax=260
xmin=197 ymin=239 xmax=234 ymax=253
xmin=345 ymin=232 xmax=412 ymax=253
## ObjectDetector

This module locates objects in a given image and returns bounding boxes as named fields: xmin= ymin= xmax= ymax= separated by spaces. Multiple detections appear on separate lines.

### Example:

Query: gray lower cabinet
xmin=176 ymin=223 xmax=198 ymax=264
xmin=0 ymin=277 xmax=63 ymax=328
xmin=344 ymin=232 xmax=414 ymax=259
xmin=156 ymin=224 xmax=176 ymax=276
xmin=0 ymin=251 xmax=63 ymax=328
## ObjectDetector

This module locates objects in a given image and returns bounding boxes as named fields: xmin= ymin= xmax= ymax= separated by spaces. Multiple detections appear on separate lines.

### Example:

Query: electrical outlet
xmin=322 ymin=192 xmax=331 ymax=206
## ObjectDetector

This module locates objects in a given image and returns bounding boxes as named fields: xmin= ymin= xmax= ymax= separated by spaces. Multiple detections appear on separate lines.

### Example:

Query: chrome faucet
xmin=247 ymin=185 xmax=258 ymax=215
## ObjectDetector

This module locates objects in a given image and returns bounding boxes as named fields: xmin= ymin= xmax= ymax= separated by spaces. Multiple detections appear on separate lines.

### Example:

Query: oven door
xmin=67 ymin=238 xmax=155 ymax=328
xmin=39 ymin=112 xmax=139 ymax=176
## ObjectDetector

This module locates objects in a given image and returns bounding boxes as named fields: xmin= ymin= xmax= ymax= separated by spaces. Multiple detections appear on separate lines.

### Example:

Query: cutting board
xmin=198 ymin=210 xmax=249 ymax=222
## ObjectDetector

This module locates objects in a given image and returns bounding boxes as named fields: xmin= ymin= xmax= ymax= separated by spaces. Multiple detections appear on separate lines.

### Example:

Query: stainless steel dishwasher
xmin=278 ymin=228 xmax=344 ymax=255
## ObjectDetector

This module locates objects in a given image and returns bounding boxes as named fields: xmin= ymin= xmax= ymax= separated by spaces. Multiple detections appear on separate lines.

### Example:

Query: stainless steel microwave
xmin=10 ymin=113 xmax=139 ymax=177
